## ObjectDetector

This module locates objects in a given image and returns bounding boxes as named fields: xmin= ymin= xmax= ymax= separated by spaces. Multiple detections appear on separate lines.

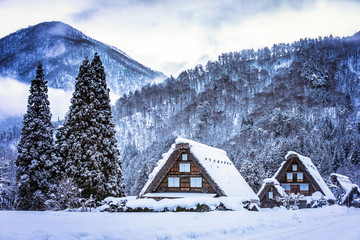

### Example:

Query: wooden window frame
xmin=286 ymin=172 xmax=293 ymax=182
xmin=300 ymin=183 xmax=309 ymax=191
xmin=168 ymin=177 xmax=180 ymax=187
xmin=268 ymin=191 xmax=273 ymax=199
xmin=179 ymin=163 xmax=190 ymax=172
xmin=281 ymin=183 xmax=290 ymax=191
xmin=190 ymin=177 xmax=202 ymax=188
xmin=292 ymin=164 xmax=297 ymax=171
xmin=297 ymin=172 xmax=303 ymax=182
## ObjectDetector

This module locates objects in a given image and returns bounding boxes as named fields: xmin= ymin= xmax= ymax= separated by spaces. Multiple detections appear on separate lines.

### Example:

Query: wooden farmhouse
xmin=258 ymin=151 xmax=335 ymax=208
xmin=330 ymin=173 xmax=360 ymax=207
xmin=257 ymin=178 xmax=287 ymax=208
xmin=139 ymin=138 xmax=259 ymax=203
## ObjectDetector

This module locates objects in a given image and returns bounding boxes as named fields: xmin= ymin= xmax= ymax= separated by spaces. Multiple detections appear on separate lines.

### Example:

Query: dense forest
xmin=114 ymin=32 xmax=360 ymax=195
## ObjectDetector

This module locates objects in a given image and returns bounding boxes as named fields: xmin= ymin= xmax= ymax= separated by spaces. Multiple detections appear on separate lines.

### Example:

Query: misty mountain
xmin=0 ymin=21 xmax=165 ymax=95
xmin=114 ymin=32 xmax=360 ymax=195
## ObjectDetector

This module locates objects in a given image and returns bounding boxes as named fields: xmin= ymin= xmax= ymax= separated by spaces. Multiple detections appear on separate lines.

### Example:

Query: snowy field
xmin=0 ymin=205 xmax=360 ymax=240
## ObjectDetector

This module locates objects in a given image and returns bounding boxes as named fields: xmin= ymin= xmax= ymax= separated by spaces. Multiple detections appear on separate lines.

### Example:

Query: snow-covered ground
xmin=0 ymin=205 xmax=359 ymax=240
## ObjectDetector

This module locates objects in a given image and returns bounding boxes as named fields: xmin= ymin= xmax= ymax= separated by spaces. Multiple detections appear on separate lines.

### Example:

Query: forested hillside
xmin=114 ymin=33 xmax=360 ymax=195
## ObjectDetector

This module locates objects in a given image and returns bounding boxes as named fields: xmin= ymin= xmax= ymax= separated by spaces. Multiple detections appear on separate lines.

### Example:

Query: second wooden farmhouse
xmin=258 ymin=151 xmax=335 ymax=208
xmin=139 ymin=137 xmax=259 ymax=204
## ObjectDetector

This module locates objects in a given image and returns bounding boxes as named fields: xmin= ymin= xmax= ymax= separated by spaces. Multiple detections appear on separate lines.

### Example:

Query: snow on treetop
xmin=285 ymin=151 xmax=335 ymax=200
xmin=140 ymin=137 xmax=259 ymax=202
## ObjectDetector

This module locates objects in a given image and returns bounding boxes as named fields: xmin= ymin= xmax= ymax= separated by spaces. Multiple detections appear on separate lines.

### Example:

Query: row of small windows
xmin=168 ymin=177 xmax=202 ymax=188
xmin=281 ymin=183 xmax=309 ymax=191
xmin=287 ymin=172 xmax=303 ymax=180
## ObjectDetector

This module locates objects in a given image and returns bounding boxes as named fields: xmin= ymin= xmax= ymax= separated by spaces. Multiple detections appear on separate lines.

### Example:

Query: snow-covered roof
xmin=283 ymin=151 xmax=335 ymax=200
xmin=140 ymin=137 xmax=259 ymax=202
xmin=330 ymin=173 xmax=360 ymax=204
xmin=257 ymin=178 xmax=287 ymax=198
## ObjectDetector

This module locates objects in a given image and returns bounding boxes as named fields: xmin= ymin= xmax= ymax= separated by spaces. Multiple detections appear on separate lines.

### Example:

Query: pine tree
xmin=16 ymin=62 xmax=55 ymax=210
xmin=90 ymin=53 xmax=125 ymax=199
xmin=56 ymin=54 xmax=125 ymax=202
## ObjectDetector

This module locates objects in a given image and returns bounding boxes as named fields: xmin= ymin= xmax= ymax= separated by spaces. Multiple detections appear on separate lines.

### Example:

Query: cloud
xmin=1 ymin=0 xmax=360 ymax=77
xmin=48 ymin=87 xmax=72 ymax=121
xmin=0 ymin=77 xmax=120 ymax=122
xmin=68 ymin=0 xmax=360 ymax=76
xmin=0 ymin=77 xmax=72 ymax=121
xmin=0 ymin=77 xmax=28 ymax=120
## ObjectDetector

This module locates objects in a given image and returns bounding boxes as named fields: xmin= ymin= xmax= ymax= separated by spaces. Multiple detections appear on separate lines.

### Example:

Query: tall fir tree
xmin=16 ymin=62 xmax=55 ymax=210
xmin=56 ymin=53 xmax=125 ymax=202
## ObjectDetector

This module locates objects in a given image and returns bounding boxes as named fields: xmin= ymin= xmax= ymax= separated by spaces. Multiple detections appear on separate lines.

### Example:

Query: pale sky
xmin=1 ymin=0 xmax=360 ymax=77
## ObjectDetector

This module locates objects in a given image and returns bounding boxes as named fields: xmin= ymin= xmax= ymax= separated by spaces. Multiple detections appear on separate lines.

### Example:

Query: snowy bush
xmin=45 ymin=178 xmax=81 ymax=211
xmin=280 ymin=193 xmax=304 ymax=210
xmin=307 ymin=195 xmax=328 ymax=208
xmin=99 ymin=197 xmax=249 ymax=212
xmin=0 ymin=183 xmax=16 ymax=210
xmin=352 ymin=198 xmax=360 ymax=208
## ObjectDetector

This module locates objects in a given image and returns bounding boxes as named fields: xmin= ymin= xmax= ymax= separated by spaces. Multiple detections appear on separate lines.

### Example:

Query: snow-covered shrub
xmin=215 ymin=202 xmax=231 ymax=211
xmin=307 ymin=195 xmax=328 ymax=208
xmin=79 ymin=195 xmax=96 ymax=212
xmin=99 ymin=197 xmax=248 ymax=212
xmin=99 ymin=198 xmax=128 ymax=212
xmin=0 ymin=182 xmax=16 ymax=210
xmin=281 ymin=193 xmax=304 ymax=210
xmin=352 ymin=198 xmax=360 ymax=208
xmin=45 ymin=178 xmax=81 ymax=210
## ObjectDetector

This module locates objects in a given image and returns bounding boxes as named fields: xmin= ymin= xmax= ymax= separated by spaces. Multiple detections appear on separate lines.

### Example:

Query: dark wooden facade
xmin=258 ymin=183 xmax=283 ymax=208
xmin=141 ymin=143 xmax=222 ymax=198
xmin=156 ymin=149 xmax=215 ymax=193
xmin=276 ymin=155 xmax=318 ymax=196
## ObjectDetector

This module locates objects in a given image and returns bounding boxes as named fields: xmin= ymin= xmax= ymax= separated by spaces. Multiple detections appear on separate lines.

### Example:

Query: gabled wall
xmin=156 ymin=149 xmax=215 ymax=193
xmin=276 ymin=156 xmax=318 ymax=196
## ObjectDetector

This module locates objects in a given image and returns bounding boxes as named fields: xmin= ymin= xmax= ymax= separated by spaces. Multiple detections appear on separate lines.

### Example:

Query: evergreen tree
xmin=90 ymin=53 xmax=125 ymax=199
xmin=16 ymin=62 xmax=55 ymax=210
xmin=56 ymin=54 xmax=125 ymax=202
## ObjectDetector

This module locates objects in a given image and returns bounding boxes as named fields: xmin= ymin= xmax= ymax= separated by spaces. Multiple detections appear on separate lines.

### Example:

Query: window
xmin=190 ymin=177 xmax=202 ymax=188
xmin=297 ymin=172 xmax=303 ymax=180
xmin=281 ymin=184 xmax=290 ymax=191
xmin=182 ymin=153 xmax=188 ymax=161
xmin=354 ymin=193 xmax=358 ymax=199
xmin=168 ymin=177 xmax=179 ymax=187
xmin=287 ymin=172 xmax=293 ymax=180
xmin=300 ymin=184 xmax=309 ymax=191
xmin=268 ymin=191 xmax=273 ymax=199
xmin=292 ymin=164 xmax=297 ymax=171
xmin=179 ymin=163 xmax=190 ymax=172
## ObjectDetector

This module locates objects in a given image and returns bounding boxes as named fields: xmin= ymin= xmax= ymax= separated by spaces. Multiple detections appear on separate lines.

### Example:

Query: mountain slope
xmin=0 ymin=21 xmax=165 ymax=95
xmin=114 ymin=32 xmax=360 ymax=195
